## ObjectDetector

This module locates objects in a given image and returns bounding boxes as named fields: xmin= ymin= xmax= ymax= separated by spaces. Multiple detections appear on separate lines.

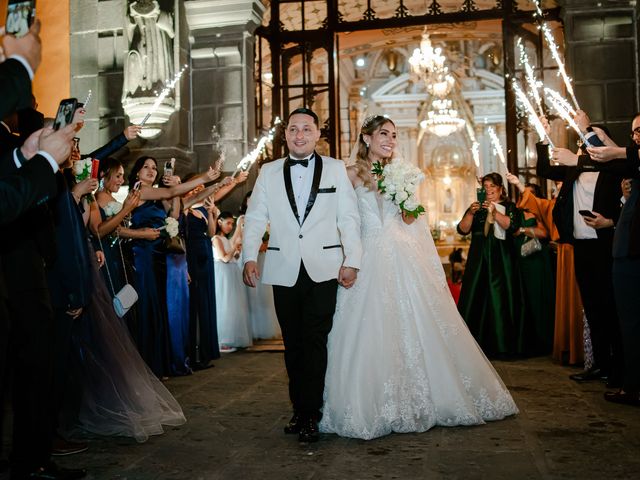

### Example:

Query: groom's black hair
xmin=288 ymin=107 xmax=319 ymax=127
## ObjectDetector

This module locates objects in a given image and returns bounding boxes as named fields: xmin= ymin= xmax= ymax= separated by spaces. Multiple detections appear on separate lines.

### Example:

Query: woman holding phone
xmin=456 ymin=173 xmax=526 ymax=357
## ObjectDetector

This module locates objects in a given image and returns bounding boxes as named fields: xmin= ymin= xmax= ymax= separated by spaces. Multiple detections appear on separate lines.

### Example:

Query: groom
xmin=243 ymin=107 xmax=362 ymax=442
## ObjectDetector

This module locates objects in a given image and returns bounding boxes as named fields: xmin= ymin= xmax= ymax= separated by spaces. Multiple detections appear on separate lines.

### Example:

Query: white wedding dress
xmin=319 ymin=186 xmax=519 ymax=440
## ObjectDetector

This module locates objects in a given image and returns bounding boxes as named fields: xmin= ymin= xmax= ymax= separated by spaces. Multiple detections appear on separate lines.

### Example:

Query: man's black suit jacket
xmin=536 ymin=142 xmax=623 ymax=244
xmin=0 ymin=58 xmax=32 ymax=119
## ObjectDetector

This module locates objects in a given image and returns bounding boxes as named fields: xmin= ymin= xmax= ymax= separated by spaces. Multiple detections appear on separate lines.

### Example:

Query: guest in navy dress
xmin=126 ymin=156 xmax=220 ymax=377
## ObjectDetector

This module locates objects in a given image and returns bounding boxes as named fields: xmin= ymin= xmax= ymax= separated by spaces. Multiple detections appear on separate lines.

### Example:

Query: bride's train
xmin=320 ymin=187 xmax=518 ymax=440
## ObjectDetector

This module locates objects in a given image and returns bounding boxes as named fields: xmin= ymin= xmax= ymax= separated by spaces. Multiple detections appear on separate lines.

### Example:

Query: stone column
xmin=184 ymin=0 xmax=265 ymax=175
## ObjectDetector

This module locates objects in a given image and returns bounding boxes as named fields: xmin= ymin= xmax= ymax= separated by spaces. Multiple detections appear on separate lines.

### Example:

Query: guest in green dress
xmin=456 ymin=172 xmax=525 ymax=357
xmin=510 ymin=180 xmax=556 ymax=356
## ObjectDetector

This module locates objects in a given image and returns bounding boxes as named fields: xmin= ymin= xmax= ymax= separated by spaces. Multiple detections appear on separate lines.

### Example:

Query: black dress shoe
xmin=298 ymin=417 xmax=319 ymax=443
xmin=569 ymin=367 xmax=607 ymax=382
xmin=284 ymin=413 xmax=301 ymax=434
xmin=604 ymin=390 xmax=640 ymax=407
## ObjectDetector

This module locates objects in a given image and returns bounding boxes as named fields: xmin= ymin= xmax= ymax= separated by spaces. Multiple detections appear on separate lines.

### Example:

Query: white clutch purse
xmin=113 ymin=283 xmax=138 ymax=318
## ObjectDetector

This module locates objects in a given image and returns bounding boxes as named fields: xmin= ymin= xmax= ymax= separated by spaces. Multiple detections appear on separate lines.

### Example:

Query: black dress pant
xmin=5 ymin=288 xmax=55 ymax=473
xmin=272 ymin=263 xmax=338 ymax=419
xmin=612 ymin=257 xmax=640 ymax=393
xmin=573 ymin=239 xmax=624 ymax=381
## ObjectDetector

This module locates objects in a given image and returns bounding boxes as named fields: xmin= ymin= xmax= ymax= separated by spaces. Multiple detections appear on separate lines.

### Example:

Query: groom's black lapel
xmin=301 ymin=153 xmax=323 ymax=226
xmin=283 ymin=160 xmax=300 ymax=225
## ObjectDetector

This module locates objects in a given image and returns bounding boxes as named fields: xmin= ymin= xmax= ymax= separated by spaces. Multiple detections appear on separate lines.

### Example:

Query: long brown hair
xmin=352 ymin=115 xmax=396 ymax=189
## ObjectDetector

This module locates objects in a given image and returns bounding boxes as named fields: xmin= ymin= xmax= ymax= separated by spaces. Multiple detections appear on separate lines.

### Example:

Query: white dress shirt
xmin=573 ymin=171 xmax=599 ymax=240
xmin=290 ymin=154 xmax=315 ymax=221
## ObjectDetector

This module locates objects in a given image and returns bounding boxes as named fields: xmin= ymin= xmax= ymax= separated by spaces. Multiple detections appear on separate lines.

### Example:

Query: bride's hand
xmin=401 ymin=211 xmax=416 ymax=225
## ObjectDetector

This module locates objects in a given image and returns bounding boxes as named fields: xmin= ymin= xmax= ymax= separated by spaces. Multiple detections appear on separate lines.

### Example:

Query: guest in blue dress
xmin=126 ymin=156 xmax=221 ymax=377
xmin=183 ymin=198 xmax=220 ymax=369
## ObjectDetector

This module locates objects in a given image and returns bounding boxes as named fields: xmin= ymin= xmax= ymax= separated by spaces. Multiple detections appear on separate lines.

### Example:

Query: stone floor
xmin=3 ymin=352 xmax=640 ymax=480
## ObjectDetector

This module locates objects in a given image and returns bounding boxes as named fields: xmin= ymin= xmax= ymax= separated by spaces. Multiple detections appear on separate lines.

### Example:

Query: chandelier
xmin=409 ymin=29 xmax=455 ymax=98
xmin=420 ymin=98 xmax=466 ymax=137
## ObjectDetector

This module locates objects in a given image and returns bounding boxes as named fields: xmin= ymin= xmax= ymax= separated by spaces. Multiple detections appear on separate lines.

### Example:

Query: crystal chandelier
xmin=409 ymin=29 xmax=455 ymax=99
xmin=420 ymin=98 xmax=466 ymax=137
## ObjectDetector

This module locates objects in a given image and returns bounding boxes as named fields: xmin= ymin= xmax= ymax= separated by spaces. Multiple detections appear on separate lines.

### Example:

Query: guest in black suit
xmin=536 ymin=113 xmax=625 ymax=387
xmin=575 ymin=115 xmax=640 ymax=406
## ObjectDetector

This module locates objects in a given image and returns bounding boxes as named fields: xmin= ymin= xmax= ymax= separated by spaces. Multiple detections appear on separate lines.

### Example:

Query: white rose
xmin=404 ymin=199 xmax=418 ymax=211
xmin=386 ymin=183 xmax=396 ymax=194
xmin=396 ymin=190 xmax=409 ymax=202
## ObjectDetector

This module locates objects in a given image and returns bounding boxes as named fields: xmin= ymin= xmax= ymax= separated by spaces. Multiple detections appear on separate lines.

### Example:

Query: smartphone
xmin=53 ymin=98 xmax=78 ymax=130
xmin=163 ymin=158 xmax=175 ymax=177
xmin=476 ymin=187 xmax=486 ymax=204
xmin=579 ymin=210 xmax=596 ymax=218
xmin=6 ymin=0 xmax=36 ymax=38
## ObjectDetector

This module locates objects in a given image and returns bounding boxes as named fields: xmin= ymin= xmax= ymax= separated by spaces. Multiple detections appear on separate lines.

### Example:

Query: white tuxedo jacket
xmin=243 ymin=154 xmax=362 ymax=287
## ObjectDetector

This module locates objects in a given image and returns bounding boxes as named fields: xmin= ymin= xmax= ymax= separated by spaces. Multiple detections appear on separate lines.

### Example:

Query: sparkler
xmin=546 ymin=93 xmax=591 ymax=146
xmin=139 ymin=65 xmax=188 ymax=126
xmin=82 ymin=90 xmax=92 ymax=109
xmin=541 ymin=23 xmax=580 ymax=111
xmin=471 ymin=141 xmax=481 ymax=177
xmin=531 ymin=0 xmax=544 ymax=19
xmin=516 ymin=38 xmax=545 ymax=117
xmin=544 ymin=87 xmax=576 ymax=116
xmin=232 ymin=117 xmax=282 ymax=177
xmin=487 ymin=127 xmax=510 ymax=174
xmin=513 ymin=80 xmax=555 ymax=147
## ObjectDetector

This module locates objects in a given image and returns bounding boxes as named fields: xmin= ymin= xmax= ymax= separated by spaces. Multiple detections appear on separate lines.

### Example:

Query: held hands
xmin=401 ymin=211 xmax=416 ymax=225
xmin=236 ymin=170 xmax=249 ymax=184
xmin=204 ymin=196 xmax=219 ymax=217
xmin=482 ymin=201 xmax=496 ymax=214
xmin=338 ymin=266 xmax=358 ymax=289
xmin=72 ymin=107 xmax=86 ymax=132
xmin=583 ymin=211 xmax=614 ymax=229
xmin=539 ymin=115 xmax=551 ymax=137
xmin=95 ymin=250 xmax=105 ymax=268
xmin=551 ymin=147 xmax=578 ymax=166
xmin=243 ymin=260 xmax=260 ymax=288
xmin=162 ymin=174 xmax=181 ymax=187
xmin=205 ymin=166 xmax=221 ymax=182
xmin=124 ymin=125 xmax=142 ymax=140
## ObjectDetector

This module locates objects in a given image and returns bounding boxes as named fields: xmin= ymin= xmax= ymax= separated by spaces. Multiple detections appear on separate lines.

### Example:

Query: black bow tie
xmin=287 ymin=157 xmax=309 ymax=167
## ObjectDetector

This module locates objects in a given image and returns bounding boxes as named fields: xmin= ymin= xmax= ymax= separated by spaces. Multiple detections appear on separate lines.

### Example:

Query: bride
xmin=319 ymin=115 xmax=519 ymax=440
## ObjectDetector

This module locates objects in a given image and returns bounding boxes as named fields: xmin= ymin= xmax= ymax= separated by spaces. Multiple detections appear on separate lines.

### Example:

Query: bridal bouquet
xmin=372 ymin=160 xmax=426 ymax=218
xmin=103 ymin=201 xmax=123 ymax=217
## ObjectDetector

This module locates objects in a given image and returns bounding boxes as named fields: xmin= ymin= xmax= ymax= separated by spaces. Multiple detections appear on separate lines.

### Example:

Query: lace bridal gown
xmin=319 ymin=186 xmax=519 ymax=440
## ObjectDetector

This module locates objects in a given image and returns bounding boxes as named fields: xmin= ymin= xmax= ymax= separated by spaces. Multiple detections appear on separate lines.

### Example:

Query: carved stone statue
xmin=123 ymin=0 xmax=175 ymax=98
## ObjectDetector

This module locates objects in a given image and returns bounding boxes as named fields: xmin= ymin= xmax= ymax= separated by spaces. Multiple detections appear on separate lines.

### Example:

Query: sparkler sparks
xmin=232 ymin=117 xmax=282 ymax=177
xmin=531 ymin=0 xmax=544 ymax=19
xmin=546 ymin=93 xmax=591 ymax=146
xmin=487 ymin=127 xmax=509 ymax=173
xmin=517 ymin=38 xmax=545 ymax=117
xmin=83 ymin=90 xmax=92 ymax=109
xmin=471 ymin=141 xmax=481 ymax=176
xmin=544 ymin=87 xmax=576 ymax=116
xmin=541 ymin=24 xmax=580 ymax=111
xmin=139 ymin=65 xmax=188 ymax=127
xmin=513 ymin=80 xmax=555 ymax=147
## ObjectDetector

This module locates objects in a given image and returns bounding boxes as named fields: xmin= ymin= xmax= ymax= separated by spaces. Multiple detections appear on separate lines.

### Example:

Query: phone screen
xmin=6 ymin=1 xmax=36 ymax=38
xmin=53 ymin=98 xmax=78 ymax=131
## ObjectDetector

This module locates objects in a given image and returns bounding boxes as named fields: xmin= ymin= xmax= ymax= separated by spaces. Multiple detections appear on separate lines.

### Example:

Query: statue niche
xmin=122 ymin=0 xmax=177 ymax=138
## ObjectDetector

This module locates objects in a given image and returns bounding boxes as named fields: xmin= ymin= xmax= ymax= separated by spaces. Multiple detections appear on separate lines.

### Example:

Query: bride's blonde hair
xmin=351 ymin=115 xmax=396 ymax=190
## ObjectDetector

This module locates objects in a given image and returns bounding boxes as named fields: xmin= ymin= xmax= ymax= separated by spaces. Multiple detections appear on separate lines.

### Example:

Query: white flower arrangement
xmin=164 ymin=217 xmax=180 ymax=238
xmin=73 ymin=158 xmax=93 ymax=182
xmin=103 ymin=201 xmax=123 ymax=217
xmin=372 ymin=160 xmax=426 ymax=218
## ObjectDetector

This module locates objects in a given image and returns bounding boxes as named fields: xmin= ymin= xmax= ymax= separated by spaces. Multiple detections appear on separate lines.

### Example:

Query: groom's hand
xmin=243 ymin=261 xmax=260 ymax=287
xmin=338 ymin=266 xmax=357 ymax=289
